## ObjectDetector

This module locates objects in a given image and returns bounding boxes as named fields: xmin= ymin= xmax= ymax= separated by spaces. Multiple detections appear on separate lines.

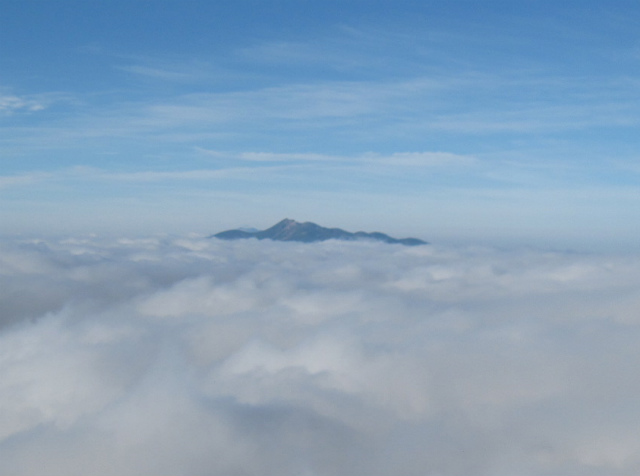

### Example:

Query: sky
xmin=2 ymin=0 xmax=640 ymax=247
xmin=3 ymin=235 xmax=640 ymax=475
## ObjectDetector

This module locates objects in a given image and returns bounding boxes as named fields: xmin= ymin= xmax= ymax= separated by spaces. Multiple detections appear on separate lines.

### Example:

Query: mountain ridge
xmin=212 ymin=219 xmax=427 ymax=246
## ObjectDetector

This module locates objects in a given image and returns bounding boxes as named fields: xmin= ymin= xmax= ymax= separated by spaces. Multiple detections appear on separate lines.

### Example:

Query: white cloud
xmin=0 ymin=94 xmax=45 ymax=114
xmin=0 ymin=171 xmax=51 ymax=189
xmin=1 ymin=236 xmax=640 ymax=475
xmin=117 ymin=64 xmax=202 ymax=82
xmin=197 ymin=148 xmax=476 ymax=168
xmin=0 ymin=149 xmax=476 ymax=192
xmin=371 ymin=151 xmax=476 ymax=167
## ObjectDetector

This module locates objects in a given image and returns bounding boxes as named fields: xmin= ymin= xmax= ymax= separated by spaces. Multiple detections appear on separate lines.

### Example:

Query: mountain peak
xmin=273 ymin=218 xmax=295 ymax=226
xmin=271 ymin=218 xmax=298 ymax=230
xmin=211 ymin=219 xmax=427 ymax=246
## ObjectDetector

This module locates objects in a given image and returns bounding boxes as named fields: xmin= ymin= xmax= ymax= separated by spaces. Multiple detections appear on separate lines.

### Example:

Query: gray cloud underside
xmin=1 ymin=236 xmax=640 ymax=475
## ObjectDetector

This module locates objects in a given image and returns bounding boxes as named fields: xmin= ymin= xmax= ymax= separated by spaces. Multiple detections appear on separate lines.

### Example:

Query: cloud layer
xmin=1 ymin=236 xmax=640 ymax=475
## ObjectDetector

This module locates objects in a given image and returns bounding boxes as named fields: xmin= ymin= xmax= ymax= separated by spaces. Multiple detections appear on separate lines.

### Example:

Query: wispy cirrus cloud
xmin=0 ymin=171 xmax=52 ymax=189
xmin=196 ymin=148 xmax=477 ymax=168
xmin=117 ymin=64 xmax=203 ymax=82
xmin=0 ymin=148 xmax=476 ymax=192
xmin=0 ymin=167 xmax=256 ymax=187
xmin=0 ymin=88 xmax=75 ymax=119
xmin=0 ymin=94 xmax=46 ymax=115
xmin=113 ymin=56 xmax=223 ymax=84
xmin=3 ymin=72 xmax=638 ymax=159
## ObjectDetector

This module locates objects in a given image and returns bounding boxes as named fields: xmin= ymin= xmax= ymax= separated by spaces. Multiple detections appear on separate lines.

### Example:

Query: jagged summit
xmin=212 ymin=219 xmax=427 ymax=246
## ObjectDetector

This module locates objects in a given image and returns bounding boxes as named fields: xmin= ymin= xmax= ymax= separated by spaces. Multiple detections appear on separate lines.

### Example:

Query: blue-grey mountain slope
xmin=212 ymin=219 xmax=427 ymax=246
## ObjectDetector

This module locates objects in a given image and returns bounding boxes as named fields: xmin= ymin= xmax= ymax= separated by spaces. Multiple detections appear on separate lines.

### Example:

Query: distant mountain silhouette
xmin=212 ymin=219 xmax=427 ymax=246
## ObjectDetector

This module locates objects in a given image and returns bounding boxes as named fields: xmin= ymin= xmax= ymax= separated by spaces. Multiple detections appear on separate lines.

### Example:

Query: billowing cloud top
xmin=1 ymin=235 xmax=640 ymax=475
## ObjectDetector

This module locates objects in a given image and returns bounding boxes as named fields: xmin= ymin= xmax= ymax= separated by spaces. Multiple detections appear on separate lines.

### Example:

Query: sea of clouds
xmin=1 ymin=235 xmax=640 ymax=475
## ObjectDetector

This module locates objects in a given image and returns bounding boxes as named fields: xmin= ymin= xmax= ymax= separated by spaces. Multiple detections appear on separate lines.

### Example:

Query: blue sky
xmin=2 ymin=1 xmax=640 ymax=247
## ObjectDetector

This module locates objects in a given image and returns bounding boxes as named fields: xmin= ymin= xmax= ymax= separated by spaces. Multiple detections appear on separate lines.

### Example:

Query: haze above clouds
xmin=2 ymin=235 xmax=640 ymax=475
